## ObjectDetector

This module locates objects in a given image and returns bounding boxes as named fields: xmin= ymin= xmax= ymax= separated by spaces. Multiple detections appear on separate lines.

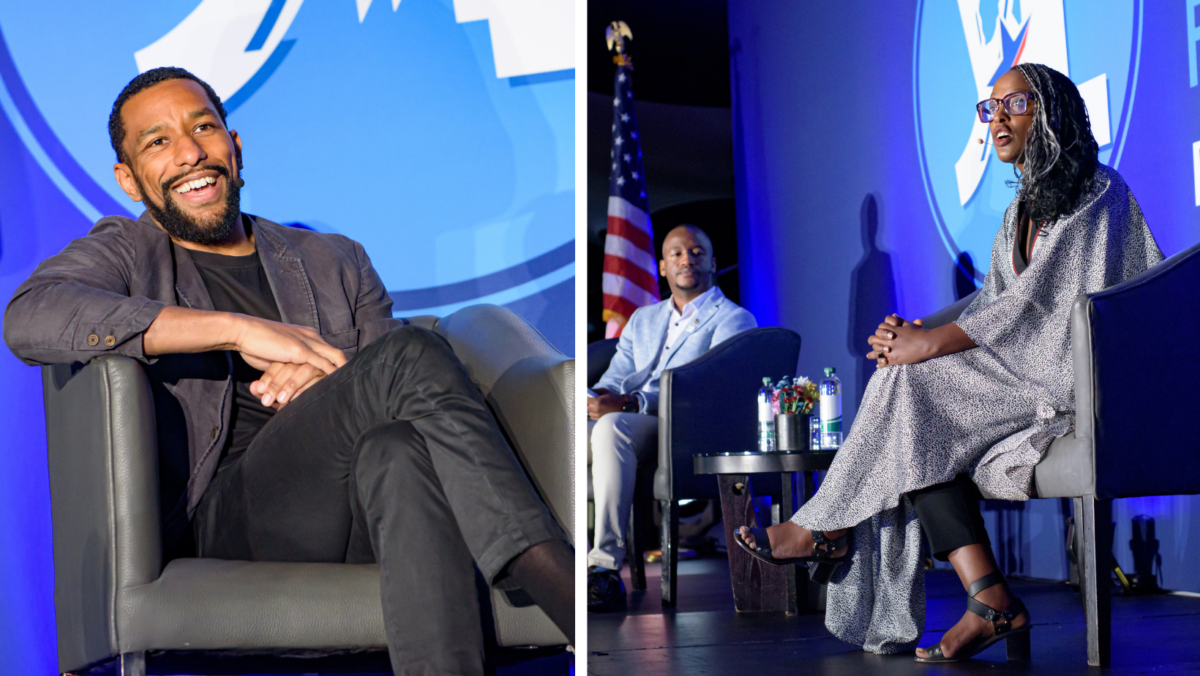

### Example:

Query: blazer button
xmin=104 ymin=336 xmax=116 ymax=347
xmin=86 ymin=334 xmax=99 ymax=346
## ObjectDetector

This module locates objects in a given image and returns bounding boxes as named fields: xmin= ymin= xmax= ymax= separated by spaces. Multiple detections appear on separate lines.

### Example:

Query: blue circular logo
xmin=913 ymin=0 xmax=1143 ymax=280
xmin=0 ymin=0 xmax=573 ymax=317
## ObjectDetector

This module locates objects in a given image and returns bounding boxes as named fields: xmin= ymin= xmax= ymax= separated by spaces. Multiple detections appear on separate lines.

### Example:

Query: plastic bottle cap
xmin=824 ymin=367 xmax=834 ymax=376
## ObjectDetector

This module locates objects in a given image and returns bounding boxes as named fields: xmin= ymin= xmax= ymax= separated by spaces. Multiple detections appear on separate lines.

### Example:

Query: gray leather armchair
xmin=920 ymin=240 xmax=1200 ymax=666
xmin=586 ymin=328 xmax=802 ymax=606
xmin=42 ymin=304 xmax=573 ymax=676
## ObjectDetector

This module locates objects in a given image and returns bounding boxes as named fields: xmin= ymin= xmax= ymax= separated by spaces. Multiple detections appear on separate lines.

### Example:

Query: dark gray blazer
xmin=4 ymin=211 xmax=402 ymax=530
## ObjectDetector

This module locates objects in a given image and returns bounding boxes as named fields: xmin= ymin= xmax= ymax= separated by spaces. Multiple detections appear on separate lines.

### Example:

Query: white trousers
xmin=587 ymin=412 xmax=659 ymax=570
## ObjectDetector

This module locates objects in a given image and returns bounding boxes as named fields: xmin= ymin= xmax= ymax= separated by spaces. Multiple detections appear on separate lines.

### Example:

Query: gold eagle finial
xmin=606 ymin=21 xmax=633 ymax=67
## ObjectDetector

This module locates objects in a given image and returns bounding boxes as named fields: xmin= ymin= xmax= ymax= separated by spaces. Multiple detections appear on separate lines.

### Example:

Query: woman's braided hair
xmin=1009 ymin=63 xmax=1099 ymax=226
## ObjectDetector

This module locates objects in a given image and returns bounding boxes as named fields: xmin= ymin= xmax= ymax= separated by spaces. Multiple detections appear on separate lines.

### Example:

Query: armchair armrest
xmin=432 ymin=304 xmax=572 ymax=647
xmin=586 ymin=338 xmax=618 ymax=388
xmin=1077 ymin=241 xmax=1200 ymax=498
xmin=42 ymin=355 xmax=161 ymax=672
xmin=656 ymin=327 xmax=802 ymax=501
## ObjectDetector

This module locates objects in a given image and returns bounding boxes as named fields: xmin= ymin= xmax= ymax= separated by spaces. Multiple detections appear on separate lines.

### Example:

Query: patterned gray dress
xmin=792 ymin=164 xmax=1163 ymax=653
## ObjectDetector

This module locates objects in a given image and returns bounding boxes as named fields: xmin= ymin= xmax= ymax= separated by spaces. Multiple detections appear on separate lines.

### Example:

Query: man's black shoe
xmin=587 ymin=566 xmax=627 ymax=613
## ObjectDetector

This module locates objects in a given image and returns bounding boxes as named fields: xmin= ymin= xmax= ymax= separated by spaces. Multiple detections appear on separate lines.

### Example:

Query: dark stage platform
xmin=587 ymin=557 xmax=1200 ymax=675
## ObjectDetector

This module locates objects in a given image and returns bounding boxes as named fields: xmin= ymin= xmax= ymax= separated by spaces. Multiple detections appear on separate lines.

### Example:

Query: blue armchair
xmin=920 ymin=240 xmax=1200 ymax=666
xmin=587 ymin=327 xmax=802 ymax=606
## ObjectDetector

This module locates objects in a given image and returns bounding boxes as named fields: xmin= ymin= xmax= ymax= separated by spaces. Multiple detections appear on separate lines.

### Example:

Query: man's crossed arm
xmin=143 ymin=306 xmax=347 ymax=409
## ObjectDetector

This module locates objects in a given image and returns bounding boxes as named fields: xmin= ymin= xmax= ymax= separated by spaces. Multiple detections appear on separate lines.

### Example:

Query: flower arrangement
xmin=771 ymin=376 xmax=820 ymax=416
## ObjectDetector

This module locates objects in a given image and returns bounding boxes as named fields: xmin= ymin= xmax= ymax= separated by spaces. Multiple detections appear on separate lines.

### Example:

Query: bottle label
xmin=820 ymin=395 xmax=842 ymax=433
xmin=757 ymin=398 xmax=773 ymax=422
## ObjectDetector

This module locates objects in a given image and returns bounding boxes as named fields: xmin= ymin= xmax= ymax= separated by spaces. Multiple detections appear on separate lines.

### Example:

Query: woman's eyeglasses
xmin=976 ymin=91 xmax=1035 ymax=122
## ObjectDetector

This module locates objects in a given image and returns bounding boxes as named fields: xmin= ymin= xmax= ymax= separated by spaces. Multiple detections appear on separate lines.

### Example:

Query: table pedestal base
xmin=718 ymin=473 xmax=825 ymax=615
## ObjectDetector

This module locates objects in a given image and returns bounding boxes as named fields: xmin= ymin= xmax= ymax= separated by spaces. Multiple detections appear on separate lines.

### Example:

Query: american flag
xmin=602 ymin=62 xmax=659 ymax=337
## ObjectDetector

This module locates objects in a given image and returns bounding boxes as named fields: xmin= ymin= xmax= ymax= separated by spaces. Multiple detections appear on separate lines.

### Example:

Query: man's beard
xmin=139 ymin=165 xmax=241 ymax=245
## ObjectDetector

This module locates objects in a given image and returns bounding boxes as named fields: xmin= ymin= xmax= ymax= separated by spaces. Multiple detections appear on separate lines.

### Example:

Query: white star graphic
xmin=615 ymin=136 xmax=624 ymax=146
xmin=621 ymin=113 xmax=630 ymax=122
xmin=632 ymin=171 xmax=639 ymax=180
xmin=612 ymin=162 xmax=618 ymax=170
xmin=617 ymin=176 xmax=626 ymax=186
xmin=612 ymin=124 xmax=616 ymax=132
xmin=613 ymin=97 xmax=620 ymax=106
xmin=623 ymin=153 xmax=631 ymax=162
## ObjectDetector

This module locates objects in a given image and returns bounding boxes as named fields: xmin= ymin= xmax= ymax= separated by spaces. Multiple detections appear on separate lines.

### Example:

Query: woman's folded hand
xmin=867 ymin=314 xmax=933 ymax=368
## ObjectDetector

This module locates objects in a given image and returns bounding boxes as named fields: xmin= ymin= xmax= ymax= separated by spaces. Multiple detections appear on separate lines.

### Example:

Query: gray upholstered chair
xmin=42 ymin=304 xmax=573 ymax=676
xmin=585 ymin=328 xmax=802 ymax=606
xmin=919 ymin=240 xmax=1200 ymax=666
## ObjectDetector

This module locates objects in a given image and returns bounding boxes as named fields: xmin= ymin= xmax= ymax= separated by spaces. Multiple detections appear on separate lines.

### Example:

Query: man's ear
xmin=231 ymin=129 xmax=243 ymax=171
xmin=113 ymin=163 xmax=144 ymax=202
xmin=659 ymin=258 xmax=667 ymax=278
xmin=711 ymin=256 xmax=718 ymax=274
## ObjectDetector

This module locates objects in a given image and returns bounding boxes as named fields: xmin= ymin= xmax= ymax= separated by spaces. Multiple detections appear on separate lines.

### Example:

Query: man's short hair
xmin=108 ymin=67 xmax=228 ymax=165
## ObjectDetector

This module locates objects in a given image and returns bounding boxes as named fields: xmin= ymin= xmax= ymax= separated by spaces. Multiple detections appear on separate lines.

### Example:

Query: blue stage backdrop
xmin=0 ymin=1 xmax=572 ymax=673
xmin=731 ymin=1 xmax=1199 ymax=589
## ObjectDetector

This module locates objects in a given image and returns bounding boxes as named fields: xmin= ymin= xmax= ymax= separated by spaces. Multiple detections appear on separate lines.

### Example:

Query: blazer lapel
xmin=623 ymin=301 xmax=671 ymax=391
xmin=171 ymin=245 xmax=214 ymax=312
xmin=253 ymin=218 xmax=321 ymax=332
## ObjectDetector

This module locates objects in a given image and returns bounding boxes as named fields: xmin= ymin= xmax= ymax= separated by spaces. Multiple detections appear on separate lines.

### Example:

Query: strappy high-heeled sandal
xmin=915 ymin=571 xmax=1031 ymax=663
xmin=733 ymin=527 xmax=849 ymax=584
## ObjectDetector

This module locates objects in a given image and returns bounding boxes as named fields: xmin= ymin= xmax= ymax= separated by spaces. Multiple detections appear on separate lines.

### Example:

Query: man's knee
xmin=588 ymin=412 xmax=624 ymax=456
xmin=383 ymin=324 xmax=450 ymax=352
xmin=363 ymin=325 xmax=456 ymax=367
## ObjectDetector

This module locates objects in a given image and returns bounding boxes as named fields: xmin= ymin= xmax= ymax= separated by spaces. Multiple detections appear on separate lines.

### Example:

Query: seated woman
xmin=735 ymin=63 xmax=1163 ymax=662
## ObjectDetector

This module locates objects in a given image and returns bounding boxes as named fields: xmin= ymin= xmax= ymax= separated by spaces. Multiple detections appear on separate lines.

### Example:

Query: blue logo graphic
xmin=0 ymin=0 xmax=573 ymax=324
xmin=913 ymin=0 xmax=1143 ymax=280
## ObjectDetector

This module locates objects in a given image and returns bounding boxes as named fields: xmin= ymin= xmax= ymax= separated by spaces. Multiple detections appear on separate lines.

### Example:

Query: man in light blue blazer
xmin=587 ymin=224 xmax=756 ymax=612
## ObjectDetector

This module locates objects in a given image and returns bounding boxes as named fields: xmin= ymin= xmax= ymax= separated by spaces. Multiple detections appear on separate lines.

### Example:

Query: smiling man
xmin=4 ymin=67 xmax=572 ymax=674
xmin=586 ymin=224 xmax=756 ymax=612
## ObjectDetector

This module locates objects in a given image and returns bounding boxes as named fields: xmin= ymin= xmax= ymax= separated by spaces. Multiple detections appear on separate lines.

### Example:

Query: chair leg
xmin=628 ymin=501 xmax=647 ymax=591
xmin=660 ymin=499 xmax=679 ymax=608
xmin=119 ymin=651 xmax=146 ymax=676
xmin=1078 ymin=495 xmax=1112 ymax=667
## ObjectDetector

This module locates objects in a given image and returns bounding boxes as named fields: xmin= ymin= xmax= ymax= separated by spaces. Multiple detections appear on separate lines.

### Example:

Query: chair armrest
xmin=432 ymin=304 xmax=571 ymax=647
xmin=586 ymin=338 xmax=618 ymax=388
xmin=1076 ymin=241 xmax=1200 ymax=498
xmin=657 ymin=327 xmax=802 ymax=501
xmin=42 ymin=355 xmax=161 ymax=672
xmin=918 ymin=290 xmax=980 ymax=329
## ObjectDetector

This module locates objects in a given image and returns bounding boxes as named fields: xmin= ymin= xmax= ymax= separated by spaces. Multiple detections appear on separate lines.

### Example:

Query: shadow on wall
xmin=846 ymin=194 xmax=896 ymax=405
xmin=955 ymin=251 xmax=978 ymax=301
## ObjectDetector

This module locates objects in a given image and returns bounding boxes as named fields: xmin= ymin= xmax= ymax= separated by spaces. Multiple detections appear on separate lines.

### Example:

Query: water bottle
xmin=757 ymin=377 xmax=775 ymax=452
xmin=819 ymin=367 xmax=843 ymax=449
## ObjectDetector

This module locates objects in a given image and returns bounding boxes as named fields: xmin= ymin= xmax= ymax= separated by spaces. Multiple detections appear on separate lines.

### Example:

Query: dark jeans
xmin=909 ymin=473 xmax=991 ymax=561
xmin=193 ymin=326 xmax=564 ymax=676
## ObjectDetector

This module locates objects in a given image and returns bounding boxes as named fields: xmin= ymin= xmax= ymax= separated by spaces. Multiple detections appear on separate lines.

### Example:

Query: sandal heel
xmin=808 ymin=560 xmax=841 ymax=585
xmin=1005 ymin=627 xmax=1031 ymax=661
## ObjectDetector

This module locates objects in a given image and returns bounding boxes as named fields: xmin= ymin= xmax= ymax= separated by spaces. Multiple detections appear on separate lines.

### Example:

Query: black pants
xmin=909 ymin=473 xmax=991 ymax=561
xmin=193 ymin=326 xmax=564 ymax=676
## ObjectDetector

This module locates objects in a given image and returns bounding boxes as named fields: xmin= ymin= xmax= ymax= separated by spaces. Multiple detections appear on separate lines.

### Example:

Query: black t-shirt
xmin=186 ymin=247 xmax=282 ymax=468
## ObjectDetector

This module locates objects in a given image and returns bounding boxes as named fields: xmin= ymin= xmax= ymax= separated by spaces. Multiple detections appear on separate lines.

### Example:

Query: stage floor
xmin=587 ymin=556 xmax=1200 ymax=675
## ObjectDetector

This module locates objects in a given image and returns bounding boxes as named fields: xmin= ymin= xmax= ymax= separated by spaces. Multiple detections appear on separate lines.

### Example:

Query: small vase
xmin=775 ymin=413 xmax=811 ymax=452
